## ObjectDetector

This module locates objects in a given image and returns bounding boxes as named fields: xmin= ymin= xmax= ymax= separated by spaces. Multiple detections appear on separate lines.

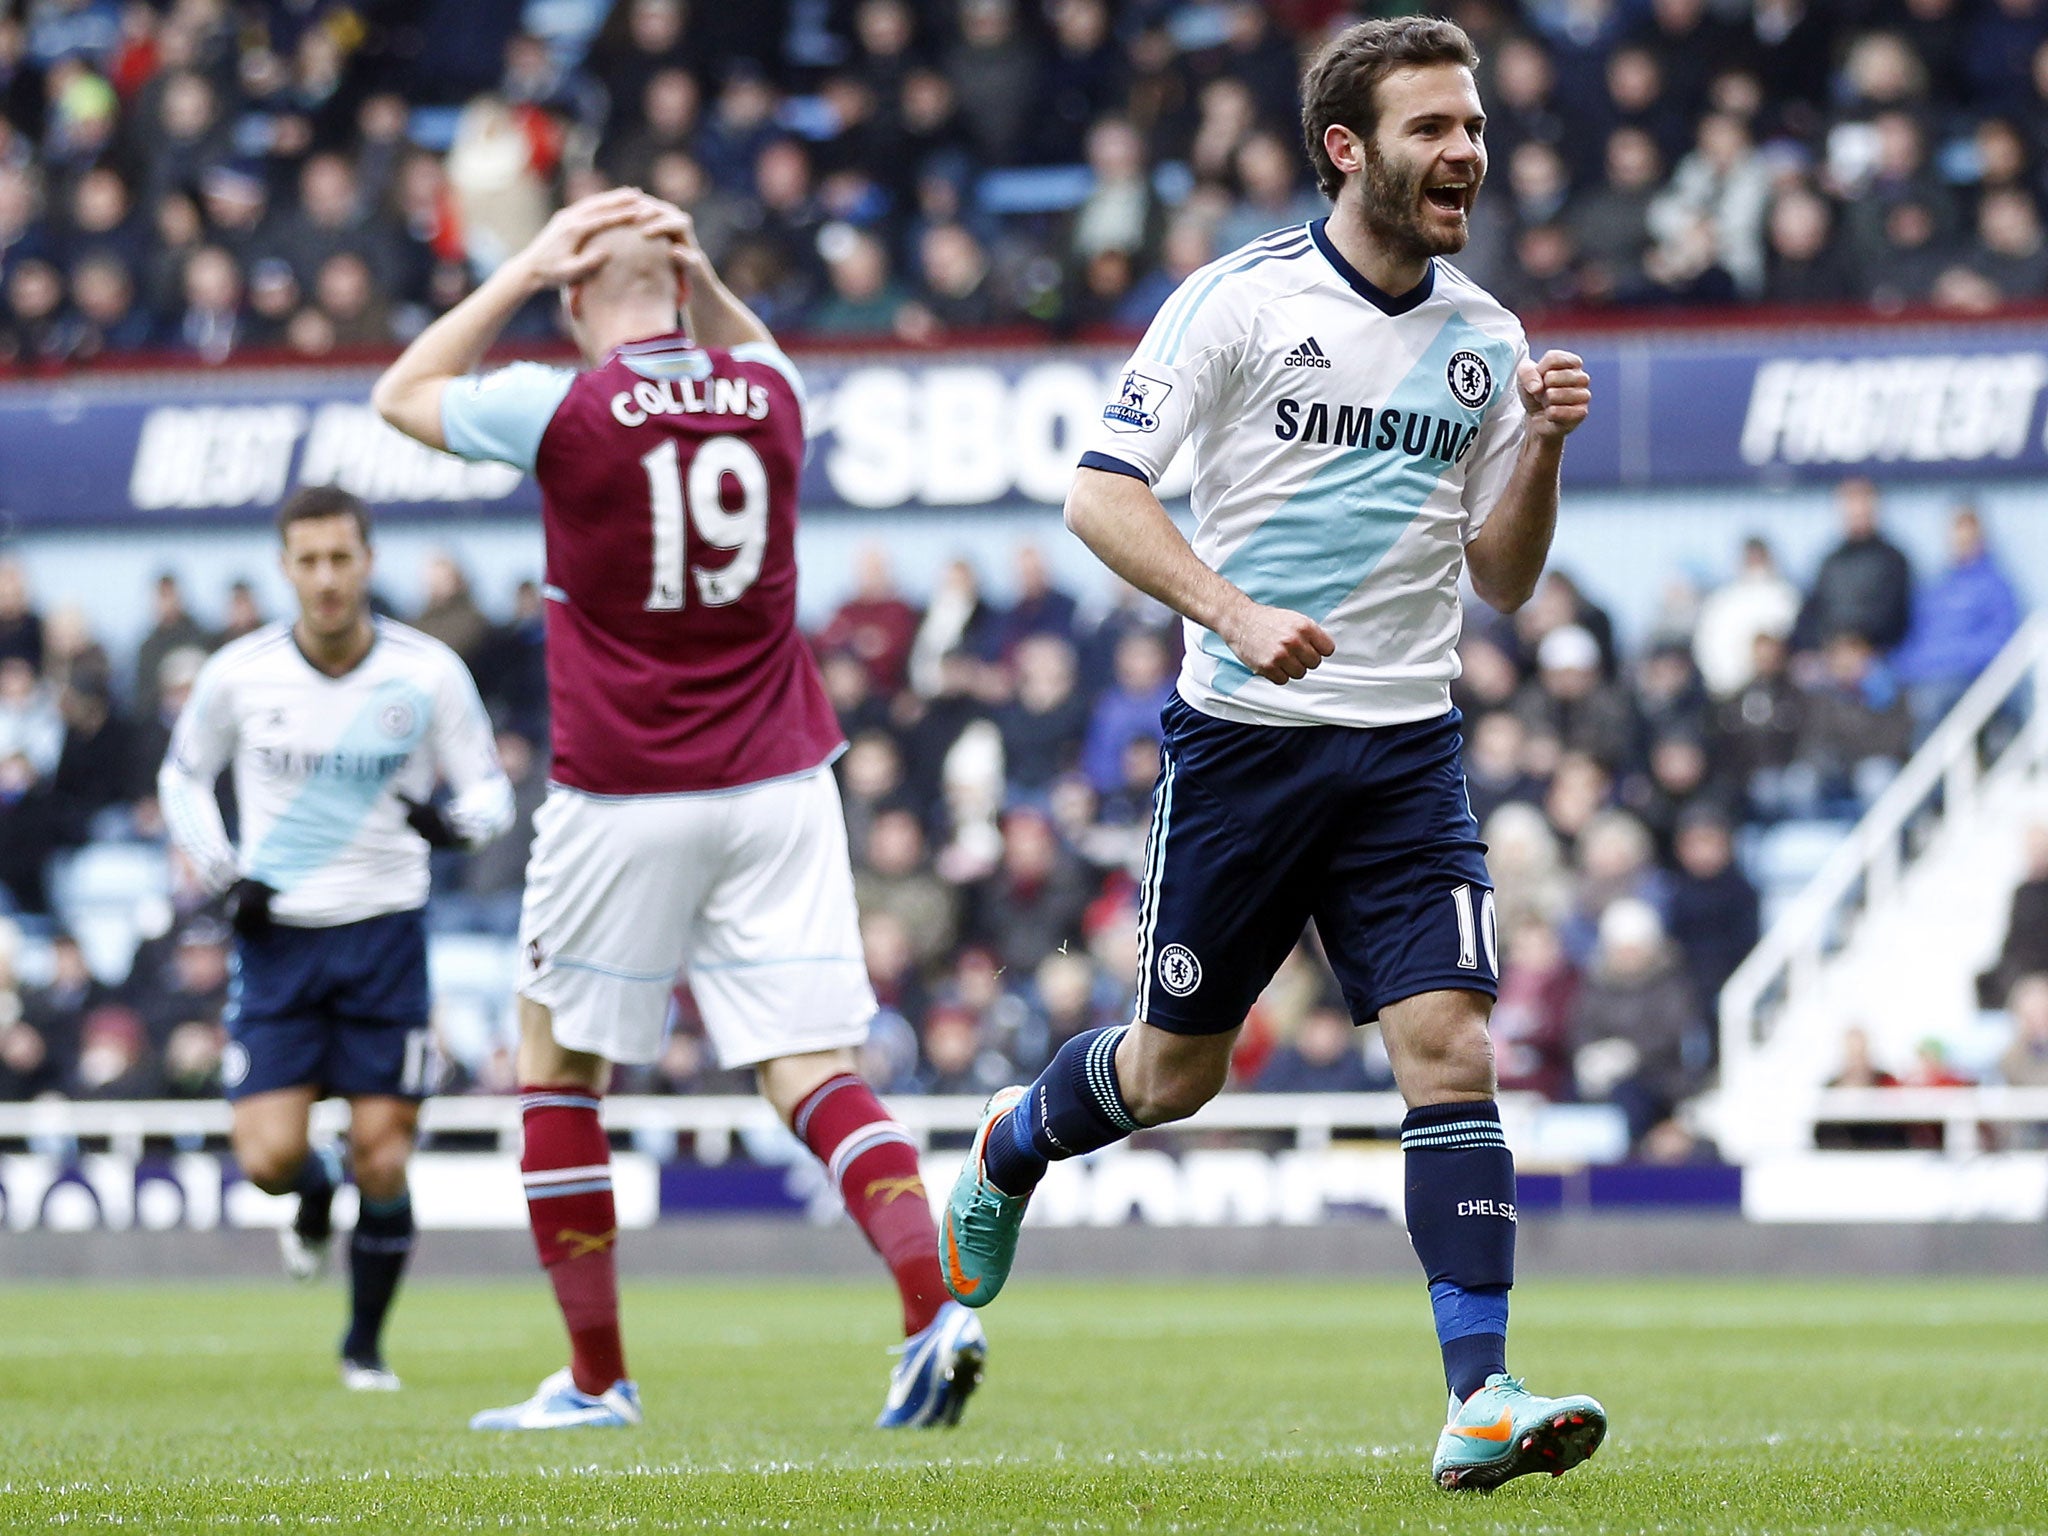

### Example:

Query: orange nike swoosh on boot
xmin=943 ymin=1214 xmax=981 ymax=1296
xmin=1450 ymin=1409 xmax=1515 ymax=1442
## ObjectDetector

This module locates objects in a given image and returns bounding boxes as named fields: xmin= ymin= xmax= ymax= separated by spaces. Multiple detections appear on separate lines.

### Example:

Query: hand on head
xmin=521 ymin=187 xmax=700 ymax=291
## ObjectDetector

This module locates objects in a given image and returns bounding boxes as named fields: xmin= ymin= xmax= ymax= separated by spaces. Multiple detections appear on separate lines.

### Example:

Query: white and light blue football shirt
xmin=1076 ymin=218 xmax=1531 ymax=730
xmin=159 ymin=619 xmax=513 ymax=926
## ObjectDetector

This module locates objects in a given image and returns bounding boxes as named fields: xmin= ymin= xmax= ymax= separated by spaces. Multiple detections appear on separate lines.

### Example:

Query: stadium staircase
xmin=1706 ymin=616 xmax=2048 ymax=1159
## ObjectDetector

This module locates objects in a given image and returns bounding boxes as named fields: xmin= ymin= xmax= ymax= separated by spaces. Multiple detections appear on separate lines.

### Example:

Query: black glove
xmin=400 ymin=797 xmax=465 ymax=850
xmin=228 ymin=879 xmax=275 ymax=940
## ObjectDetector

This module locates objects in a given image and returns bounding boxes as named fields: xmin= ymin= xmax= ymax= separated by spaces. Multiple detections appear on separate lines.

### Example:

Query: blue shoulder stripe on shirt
xmin=1078 ymin=450 xmax=1148 ymax=480
xmin=1159 ymin=230 xmax=1313 ymax=365
xmin=1149 ymin=225 xmax=1309 ymax=361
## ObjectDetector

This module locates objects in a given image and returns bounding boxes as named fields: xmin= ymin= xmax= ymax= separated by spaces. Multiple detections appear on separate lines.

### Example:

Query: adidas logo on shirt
xmin=1282 ymin=337 xmax=1333 ymax=368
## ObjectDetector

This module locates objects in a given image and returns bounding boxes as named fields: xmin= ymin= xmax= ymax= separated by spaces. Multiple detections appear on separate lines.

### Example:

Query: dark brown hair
xmin=1300 ymin=17 xmax=1481 ymax=199
xmin=276 ymin=484 xmax=372 ymax=545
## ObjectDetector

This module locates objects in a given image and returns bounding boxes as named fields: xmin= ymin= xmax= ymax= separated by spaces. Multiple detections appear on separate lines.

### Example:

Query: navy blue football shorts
xmin=223 ymin=907 xmax=434 ymax=1101
xmin=1134 ymin=695 xmax=1498 ymax=1034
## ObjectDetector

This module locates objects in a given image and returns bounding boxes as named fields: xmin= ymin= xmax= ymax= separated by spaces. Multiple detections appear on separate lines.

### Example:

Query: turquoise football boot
xmin=1431 ymin=1374 xmax=1606 ymax=1491
xmin=939 ymin=1086 xmax=1030 ymax=1309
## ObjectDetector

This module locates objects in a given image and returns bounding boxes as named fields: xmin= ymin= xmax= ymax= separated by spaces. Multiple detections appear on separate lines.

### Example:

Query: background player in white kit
xmin=940 ymin=17 xmax=1608 ymax=1492
xmin=373 ymin=191 xmax=984 ymax=1432
xmin=159 ymin=486 xmax=513 ymax=1390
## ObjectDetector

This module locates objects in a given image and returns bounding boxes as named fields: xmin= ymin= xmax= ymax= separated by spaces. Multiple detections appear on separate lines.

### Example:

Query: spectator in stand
xmin=1890 ymin=505 xmax=2023 ymax=739
xmin=413 ymin=553 xmax=491 ymax=666
xmin=996 ymin=636 xmax=1089 ymax=796
xmin=962 ymin=805 xmax=1094 ymax=975
xmin=809 ymin=224 xmax=912 ymax=336
xmin=1464 ymin=709 xmax=1545 ymax=830
xmin=1216 ymin=129 xmax=1324 ymax=253
xmin=1647 ymin=111 xmax=1772 ymax=296
xmin=1694 ymin=537 xmax=1799 ymax=699
xmin=166 ymin=244 xmax=241 ymax=364
xmin=1665 ymin=806 xmax=1760 ymax=1025
xmin=0 ymin=559 xmax=42 ymax=670
xmin=906 ymin=222 xmax=997 ymax=334
xmin=1080 ymin=629 xmax=1172 ymax=794
xmin=1033 ymin=0 xmax=1123 ymax=166
xmin=853 ymin=808 xmax=960 ymax=974
xmin=1491 ymin=916 xmax=1578 ymax=1102
xmin=1561 ymin=810 xmax=1668 ymax=965
xmin=1968 ymin=186 xmax=2048 ymax=299
xmin=945 ymin=0 xmax=1041 ymax=168
xmin=0 ymin=654 xmax=61 ymax=778
xmin=1253 ymin=1004 xmax=1382 ymax=1093
xmin=1515 ymin=625 xmax=1640 ymax=775
xmin=1792 ymin=478 xmax=1914 ymax=657
xmin=1794 ymin=633 xmax=1912 ymax=813
xmin=1 ymin=256 xmax=67 ymax=366
xmin=917 ymin=1001 xmax=1015 ymax=1096
xmin=2000 ymin=974 xmax=2048 ymax=1086
xmin=67 ymin=251 xmax=150 ymax=358
xmin=1763 ymin=185 xmax=1861 ymax=305
xmin=1069 ymin=117 xmax=1159 ymax=270
xmin=1712 ymin=632 xmax=1804 ymax=818
xmin=819 ymin=546 xmax=920 ymax=697
xmin=1570 ymin=897 xmax=1706 ymax=1147
xmin=130 ymin=574 xmax=206 ymax=715
xmin=68 ymin=1004 xmax=161 ymax=1099
xmin=1863 ymin=198 xmax=1958 ymax=311
xmin=995 ymin=545 xmax=1079 ymax=658
xmin=1978 ymin=823 xmax=2048 ymax=1008
xmin=1570 ymin=127 xmax=1664 ymax=300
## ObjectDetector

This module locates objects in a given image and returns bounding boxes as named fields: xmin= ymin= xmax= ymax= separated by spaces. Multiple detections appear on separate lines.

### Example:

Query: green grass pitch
xmin=2 ymin=1274 xmax=2043 ymax=1532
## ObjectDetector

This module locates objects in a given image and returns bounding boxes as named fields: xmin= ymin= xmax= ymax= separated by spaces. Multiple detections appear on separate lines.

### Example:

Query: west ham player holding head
xmin=938 ymin=18 xmax=1608 ymax=1490
xmin=159 ymin=486 xmax=514 ymax=1390
xmin=373 ymin=191 xmax=984 ymax=1432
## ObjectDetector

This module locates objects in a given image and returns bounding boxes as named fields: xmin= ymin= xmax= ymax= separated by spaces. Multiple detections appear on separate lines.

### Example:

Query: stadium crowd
xmin=0 ymin=478 xmax=2035 ymax=1154
xmin=7 ymin=0 xmax=2048 ymax=371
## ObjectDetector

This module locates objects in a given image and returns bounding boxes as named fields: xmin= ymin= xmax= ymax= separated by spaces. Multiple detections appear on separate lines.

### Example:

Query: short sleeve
xmin=1075 ymin=267 xmax=1248 ymax=485
xmin=1460 ymin=332 xmax=1531 ymax=542
xmin=730 ymin=341 xmax=808 ymax=434
xmin=439 ymin=362 xmax=577 ymax=473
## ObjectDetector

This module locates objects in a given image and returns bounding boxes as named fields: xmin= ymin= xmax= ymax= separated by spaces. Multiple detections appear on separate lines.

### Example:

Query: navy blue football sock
xmin=342 ymin=1191 xmax=415 ymax=1365
xmin=1431 ymin=1281 xmax=1510 ymax=1401
xmin=981 ymin=1026 xmax=1140 ymax=1197
xmin=290 ymin=1144 xmax=343 ymax=1244
xmin=1401 ymin=1101 xmax=1516 ymax=1401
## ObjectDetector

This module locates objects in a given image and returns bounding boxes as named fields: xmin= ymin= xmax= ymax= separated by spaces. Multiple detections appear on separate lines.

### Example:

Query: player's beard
xmin=1356 ymin=142 xmax=1474 ymax=266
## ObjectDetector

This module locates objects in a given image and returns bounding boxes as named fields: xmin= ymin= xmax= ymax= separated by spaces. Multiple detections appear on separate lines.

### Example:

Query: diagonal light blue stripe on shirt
xmin=248 ymin=678 xmax=431 ymax=891
xmin=1199 ymin=313 xmax=1513 ymax=697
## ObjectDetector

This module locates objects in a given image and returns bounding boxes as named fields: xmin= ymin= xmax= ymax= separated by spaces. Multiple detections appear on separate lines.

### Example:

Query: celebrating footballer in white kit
xmin=939 ymin=16 xmax=1609 ymax=1494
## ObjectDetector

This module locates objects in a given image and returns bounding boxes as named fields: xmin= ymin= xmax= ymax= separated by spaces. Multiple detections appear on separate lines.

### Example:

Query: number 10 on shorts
xmin=1451 ymin=884 xmax=1499 ymax=976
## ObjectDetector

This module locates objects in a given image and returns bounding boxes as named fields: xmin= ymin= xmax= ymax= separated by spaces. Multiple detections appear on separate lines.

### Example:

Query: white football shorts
xmin=516 ymin=766 xmax=876 ymax=1068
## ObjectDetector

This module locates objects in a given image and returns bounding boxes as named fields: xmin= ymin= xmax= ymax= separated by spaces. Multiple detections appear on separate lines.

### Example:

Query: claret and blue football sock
xmin=1401 ymin=1100 xmax=1516 ymax=1402
xmin=518 ymin=1084 xmax=628 ymax=1396
xmin=792 ymin=1073 xmax=947 ymax=1336
xmin=981 ymin=1025 xmax=1140 ymax=1197
xmin=342 ymin=1189 xmax=414 ymax=1365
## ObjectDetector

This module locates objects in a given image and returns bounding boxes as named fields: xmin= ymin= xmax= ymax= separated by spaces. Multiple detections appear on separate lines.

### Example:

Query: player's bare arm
xmin=1463 ymin=349 xmax=1591 ymax=613
xmin=372 ymin=188 xmax=667 ymax=448
xmin=666 ymin=211 xmax=774 ymax=350
xmin=1064 ymin=467 xmax=1335 ymax=685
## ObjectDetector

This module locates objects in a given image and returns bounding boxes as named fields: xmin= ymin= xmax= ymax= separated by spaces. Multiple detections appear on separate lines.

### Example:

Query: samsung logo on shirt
xmin=254 ymin=748 xmax=411 ymax=781
xmin=1273 ymin=398 xmax=1481 ymax=462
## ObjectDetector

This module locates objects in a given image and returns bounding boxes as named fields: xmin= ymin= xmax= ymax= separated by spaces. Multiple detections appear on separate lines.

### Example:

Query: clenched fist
xmin=1516 ymin=350 xmax=1591 ymax=443
xmin=1217 ymin=598 xmax=1335 ymax=685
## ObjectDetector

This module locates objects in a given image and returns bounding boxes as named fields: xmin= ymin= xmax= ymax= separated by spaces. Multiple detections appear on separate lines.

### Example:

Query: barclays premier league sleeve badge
xmin=1103 ymin=368 xmax=1173 ymax=433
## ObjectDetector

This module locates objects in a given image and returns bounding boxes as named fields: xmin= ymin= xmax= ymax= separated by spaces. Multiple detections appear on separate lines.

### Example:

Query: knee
xmin=233 ymin=1135 xmax=305 ymax=1196
xmin=1409 ymin=1021 xmax=1498 ymax=1100
xmin=350 ymin=1131 xmax=414 ymax=1201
